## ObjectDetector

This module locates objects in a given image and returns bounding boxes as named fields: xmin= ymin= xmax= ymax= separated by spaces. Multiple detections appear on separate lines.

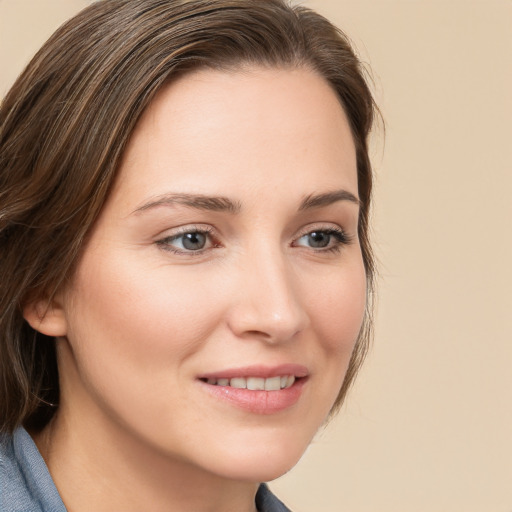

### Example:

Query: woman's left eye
xmin=157 ymin=228 xmax=215 ymax=254
xmin=294 ymin=228 xmax=351 ymax=252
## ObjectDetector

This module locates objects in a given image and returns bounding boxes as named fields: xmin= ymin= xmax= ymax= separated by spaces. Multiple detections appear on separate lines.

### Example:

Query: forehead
xmin=112 ymin=66 xmax=358 ymax=209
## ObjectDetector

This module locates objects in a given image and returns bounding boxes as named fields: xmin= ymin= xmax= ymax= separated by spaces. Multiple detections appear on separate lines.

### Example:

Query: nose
xmin=226 ymin=247 xmax=310 ymax=344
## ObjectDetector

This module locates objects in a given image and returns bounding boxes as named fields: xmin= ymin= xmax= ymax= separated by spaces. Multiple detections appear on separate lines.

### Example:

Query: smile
xmin=197 ymin=365 xmax=308 ymax=414
xmin=202 ymin=376 xmax=296 ymax=390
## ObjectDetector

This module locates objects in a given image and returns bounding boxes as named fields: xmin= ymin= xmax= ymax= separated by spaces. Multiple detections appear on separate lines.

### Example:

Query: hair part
xmin=0 ymin=0 xmax=378 ymax=433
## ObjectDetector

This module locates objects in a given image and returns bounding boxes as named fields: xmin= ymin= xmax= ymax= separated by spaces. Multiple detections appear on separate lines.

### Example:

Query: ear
xmin=23 ymin=295 xmax=68 ymax=337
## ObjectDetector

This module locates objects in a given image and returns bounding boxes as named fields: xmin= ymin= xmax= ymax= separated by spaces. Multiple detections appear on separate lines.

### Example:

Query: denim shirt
xmin=0 ymin=427 xmax=290 ymax=511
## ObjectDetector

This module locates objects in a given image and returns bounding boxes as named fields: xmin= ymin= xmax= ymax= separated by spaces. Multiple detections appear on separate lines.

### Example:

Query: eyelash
xmin=156 ymin=225 xmax=218 ymax=255
xmin=292 ymin=226 xmax=353 ymax=254
xmin=155 ymin=225 xmax=353 ymax=255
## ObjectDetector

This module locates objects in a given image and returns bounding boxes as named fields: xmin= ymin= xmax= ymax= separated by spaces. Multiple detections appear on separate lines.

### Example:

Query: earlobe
xmin=23 ymin=297 xmax=68 ymax=337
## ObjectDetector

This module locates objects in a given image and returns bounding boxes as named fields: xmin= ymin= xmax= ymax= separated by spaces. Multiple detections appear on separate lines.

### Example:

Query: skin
xmin=25 ymin=66 xmax=366 ymax=512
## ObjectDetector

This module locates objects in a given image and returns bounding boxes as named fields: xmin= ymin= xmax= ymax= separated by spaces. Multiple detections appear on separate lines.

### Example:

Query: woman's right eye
xmin=156 ymin=228 xmax=216 ymax=254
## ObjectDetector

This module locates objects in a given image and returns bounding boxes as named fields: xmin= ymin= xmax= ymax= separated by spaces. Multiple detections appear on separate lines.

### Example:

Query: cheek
xmin=306 ymin=261 xmax=367 ymax=357
xmin=291 ymin=257 xmax=367 ymax=427
xmin=60 ymin=251 xmax=229 ymax=434
xmin=64 ymin=249 xmax=225 ymax=374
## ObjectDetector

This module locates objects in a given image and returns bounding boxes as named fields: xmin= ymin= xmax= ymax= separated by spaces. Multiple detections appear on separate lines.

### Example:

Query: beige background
xmin=1 ymin=1 xmax=511 ymax=511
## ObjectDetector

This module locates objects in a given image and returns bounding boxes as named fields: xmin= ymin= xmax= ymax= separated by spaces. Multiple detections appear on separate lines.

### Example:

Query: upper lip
xmin=198 ymin=364 xmax=309 ymax=380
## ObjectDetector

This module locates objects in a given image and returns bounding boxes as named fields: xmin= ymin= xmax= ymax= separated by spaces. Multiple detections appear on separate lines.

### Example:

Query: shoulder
xmin=0 ymin=430 xmax=24 ymax=497
xmin=256 ymin=483 xmax=292 ymax=512
xmin=0 ymin=428 xmax=66 ymax=512
xmin=0 ymin=428 xmax=37 ymax=511
xmin=0 ymin=431 xmax=17 ymax=484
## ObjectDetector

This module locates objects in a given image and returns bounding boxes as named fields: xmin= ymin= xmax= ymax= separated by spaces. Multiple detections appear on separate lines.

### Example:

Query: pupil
xmin=183 ymin=232 xmax=206 ymax=250
xmin=309 ymin=231 xmax=330 ymax=248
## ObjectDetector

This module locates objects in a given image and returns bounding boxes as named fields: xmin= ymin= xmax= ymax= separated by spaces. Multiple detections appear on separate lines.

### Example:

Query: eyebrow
xmin=298 ymin=190 xmax=360 ymax=211
xmin=132 ymin=188 xmax=359 ymax=216
xmin=132 ymin=193 xmax=242 ymax=215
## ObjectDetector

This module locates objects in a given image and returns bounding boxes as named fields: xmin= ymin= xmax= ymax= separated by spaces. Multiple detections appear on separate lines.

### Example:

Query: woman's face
xmin=55 ymin=66 xmax=366 ymax=482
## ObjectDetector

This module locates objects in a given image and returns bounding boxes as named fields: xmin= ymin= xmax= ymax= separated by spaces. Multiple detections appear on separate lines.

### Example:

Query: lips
xmin=197 ymin=364 xmax=308 ymax=414
xmin=198 ymin=364 xmax=308 ymax=381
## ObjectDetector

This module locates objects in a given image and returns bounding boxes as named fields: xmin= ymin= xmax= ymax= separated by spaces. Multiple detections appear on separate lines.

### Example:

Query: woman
xmin=0 ymin=0 xmax=377 ymax=510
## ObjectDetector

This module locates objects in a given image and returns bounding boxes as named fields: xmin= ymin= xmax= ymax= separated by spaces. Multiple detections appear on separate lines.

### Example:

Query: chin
xmin=194 ymin=429 xmax=314 ymax=483
xmin=214 ymin=452 xmax=303 ymax=483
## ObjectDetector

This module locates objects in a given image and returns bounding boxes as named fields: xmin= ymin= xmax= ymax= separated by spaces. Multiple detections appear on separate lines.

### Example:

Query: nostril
xmin=246 ymin=330 xmax=271 ymax=338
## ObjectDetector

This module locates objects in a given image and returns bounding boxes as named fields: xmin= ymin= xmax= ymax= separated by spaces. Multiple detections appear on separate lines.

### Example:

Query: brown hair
xmin=0 ymin=0 xmax=377 ymax=433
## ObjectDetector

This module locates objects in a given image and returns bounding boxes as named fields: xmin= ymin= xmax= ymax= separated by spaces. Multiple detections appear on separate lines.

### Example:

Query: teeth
xmin=247 ymin=377 xmax=265 ymax=390
xmin=230 ymin=377 xmax=246 ymax=389
xmin=264 ymin=376 xmax=281 ymax=391
xmin=205 ymin=375 xmax=296 ymax=390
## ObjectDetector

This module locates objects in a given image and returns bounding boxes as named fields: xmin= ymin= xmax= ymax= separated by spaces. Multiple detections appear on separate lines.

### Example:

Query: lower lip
xmin=198 ymin=378 xmax=306 ymax=415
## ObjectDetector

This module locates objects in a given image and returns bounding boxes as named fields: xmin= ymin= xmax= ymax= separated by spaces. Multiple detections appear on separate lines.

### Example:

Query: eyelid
xmin=291 ymin=223 xmax=354 ymax=251
xmin=293 ymin=222 xmax=352 ymax=240
xmin=155 ymin=224 xmax=219 ymax=255
xmin=156 ymin=223 xmax=214 ymax=238
xmin=154 ymin=222 xmax=354 ymax=256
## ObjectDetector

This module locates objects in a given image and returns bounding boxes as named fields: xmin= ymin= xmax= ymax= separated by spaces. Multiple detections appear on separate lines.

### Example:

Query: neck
xmin=32 ymin=409 xmax=259 ymax=512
